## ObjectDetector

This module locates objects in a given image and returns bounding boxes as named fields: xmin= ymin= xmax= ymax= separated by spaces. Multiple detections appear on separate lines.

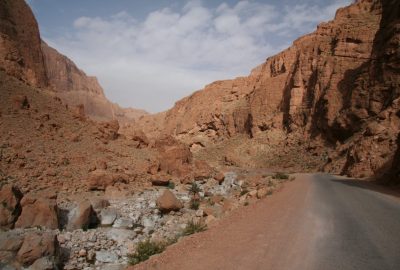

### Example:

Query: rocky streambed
xmin=0 ymin=171 xmax=290 ymax=269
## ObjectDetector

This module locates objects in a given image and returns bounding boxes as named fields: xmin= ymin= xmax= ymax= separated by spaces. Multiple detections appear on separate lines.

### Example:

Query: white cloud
xmin=46 ymin=0 xmax=351 ymax=112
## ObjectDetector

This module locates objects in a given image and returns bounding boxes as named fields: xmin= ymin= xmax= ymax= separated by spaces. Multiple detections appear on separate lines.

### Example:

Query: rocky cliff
xmin=41 ymin=42 xmax=148 ymax=121
xmin=0 ymin=0 xmax=146 ymax=122
xmin=137 ymin=0 xmax=400 ymax=183
xmin=0 ymin=0 xmax=47 ymax=87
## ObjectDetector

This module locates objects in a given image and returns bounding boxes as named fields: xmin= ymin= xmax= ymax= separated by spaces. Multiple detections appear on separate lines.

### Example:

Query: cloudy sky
xmin=27 ymin=0 xmax=351 ymax=113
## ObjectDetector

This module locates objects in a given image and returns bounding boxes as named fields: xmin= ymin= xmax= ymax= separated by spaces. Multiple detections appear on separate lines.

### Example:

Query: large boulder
xmin=14 ymin=193 xmax=58 ymax=229
xmin=0 ymin=185 xmax=23 ymax=229
xmin=17 ymin=232 xmax=57 ymax=266
xmin=66 ymin=200 xmax=96 ymax=231
xmin=156 ymin=190 xmax=183 ymax=213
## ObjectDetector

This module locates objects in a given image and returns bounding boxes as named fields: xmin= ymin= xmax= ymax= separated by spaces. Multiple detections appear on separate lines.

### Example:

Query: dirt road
xmin=129 ymin=174 xmax=400 ymax=270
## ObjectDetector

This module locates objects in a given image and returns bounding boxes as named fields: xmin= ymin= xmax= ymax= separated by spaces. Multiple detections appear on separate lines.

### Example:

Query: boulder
xmin=15 ymin=194 xmax=58 ymax=229
xmin=100 ymin=208 xmax=118 ymax=226
xmin=205 ymin=215 xmax=217 ymax=225
xmin=214 ymin=172 xmax=225 ymax=184
xmin=29 ymin=256 xmax=57 ymax=270
xmin=257 ymin=188 xmax=269 ymax=199
xmin=86 ymin=170 xmax=128 ymax=191
xmin=112 ymin=218 xmax=134 ymax=229
xmin=17 ymin=232 xmax=57 ymax=266
xmin=151 ymin=177 xmax=170 ymax=186
xmin=0 ymin=185 xmax=23 ymax=229
xmin=66 ymin=200 xmax=96 ymax=231
xmin=89 ymin=197 xmax=110 ymax=212
xmin=156 ymin=190 xmax=183 ymax=213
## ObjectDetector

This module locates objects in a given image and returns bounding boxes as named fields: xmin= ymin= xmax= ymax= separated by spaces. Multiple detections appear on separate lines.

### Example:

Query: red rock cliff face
xmin=0 ymin=0 xmax=47 ymax=87
xmin=140 ymin=0 xmax=400 ymax=180
xmin=41 ymin=42 xmax=116 ymax=121
xmin=41 ymin=40 xmax=148 ymax=122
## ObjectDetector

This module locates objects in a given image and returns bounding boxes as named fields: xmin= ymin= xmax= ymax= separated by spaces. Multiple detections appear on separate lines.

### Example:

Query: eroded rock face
xmin=136 ymin=0 xmax=400 ymax=181
xmin=0 ymin=0 xmax=47 ymax=87
xmin=41 ymin=42 xmax=148 ymax=122
xmin=0 ymin=185 xmax=23 ymax=229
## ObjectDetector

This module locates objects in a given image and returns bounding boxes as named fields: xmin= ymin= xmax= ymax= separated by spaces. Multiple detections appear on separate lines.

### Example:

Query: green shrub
xmin=128 ymin=239 xmax=166 ymax=265
xmin=167 ymin=182 xmax=175 ymax=189
xmin=273 ymin=172 xmax=289 ymax=180
xmin=190 ymin=199 xmax=200 ymax=210
xmin=189 ymin=182 xmax=201 ymax=195
xmin=183 ymin=220 xmax=207 ymax=236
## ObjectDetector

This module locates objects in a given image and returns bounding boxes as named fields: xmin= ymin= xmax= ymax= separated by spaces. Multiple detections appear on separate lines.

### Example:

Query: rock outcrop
xmin=136 ymin=0 xmax=400 ymax=182
xmin=0 ymin=0 xmax=47 ymax=87
xmin=41 ymin=42 xmax=148 ymax=122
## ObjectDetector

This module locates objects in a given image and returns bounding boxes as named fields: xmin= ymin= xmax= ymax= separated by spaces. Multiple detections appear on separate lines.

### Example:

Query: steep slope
xmin=137 ymin=0 xmax=400 ymax=182
xmin=0 ymin=0 xmax=47 ymax=87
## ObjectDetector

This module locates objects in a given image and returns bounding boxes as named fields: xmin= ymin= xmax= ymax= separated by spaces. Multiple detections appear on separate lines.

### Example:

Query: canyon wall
xmin=138 ymin=0 xmax=399 ymax=182
xmin=41 ymin=42 xmax=148 ymax=122
xmin=0 ymin=0 xmax=47 ymax=87
xmin=0 ymin=0 xmax=146 ymax=122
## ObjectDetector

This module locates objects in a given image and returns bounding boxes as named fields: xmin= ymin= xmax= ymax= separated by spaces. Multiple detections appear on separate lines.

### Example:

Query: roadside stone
xmin=205 ymin=215 xmax=217 ymax=225
xmin=257 ymin=188 xmax=269 ymax=199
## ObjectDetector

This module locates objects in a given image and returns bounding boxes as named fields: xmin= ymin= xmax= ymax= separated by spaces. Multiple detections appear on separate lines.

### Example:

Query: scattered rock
xmin=257 ymin=188 xmax=269 ymax=199
xmin=112 ymin=218 xmax=134 ymax=229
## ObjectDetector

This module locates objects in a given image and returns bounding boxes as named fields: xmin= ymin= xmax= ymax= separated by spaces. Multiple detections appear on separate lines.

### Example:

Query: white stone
xmin=100 ymin=209 xmax=118 ymax=226
xmin=95 ymin=251 xmax=118 ymax=263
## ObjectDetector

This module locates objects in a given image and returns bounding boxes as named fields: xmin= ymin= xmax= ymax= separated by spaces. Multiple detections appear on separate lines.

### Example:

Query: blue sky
xmin=27 ymin=0 xmax=351 ymax=112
